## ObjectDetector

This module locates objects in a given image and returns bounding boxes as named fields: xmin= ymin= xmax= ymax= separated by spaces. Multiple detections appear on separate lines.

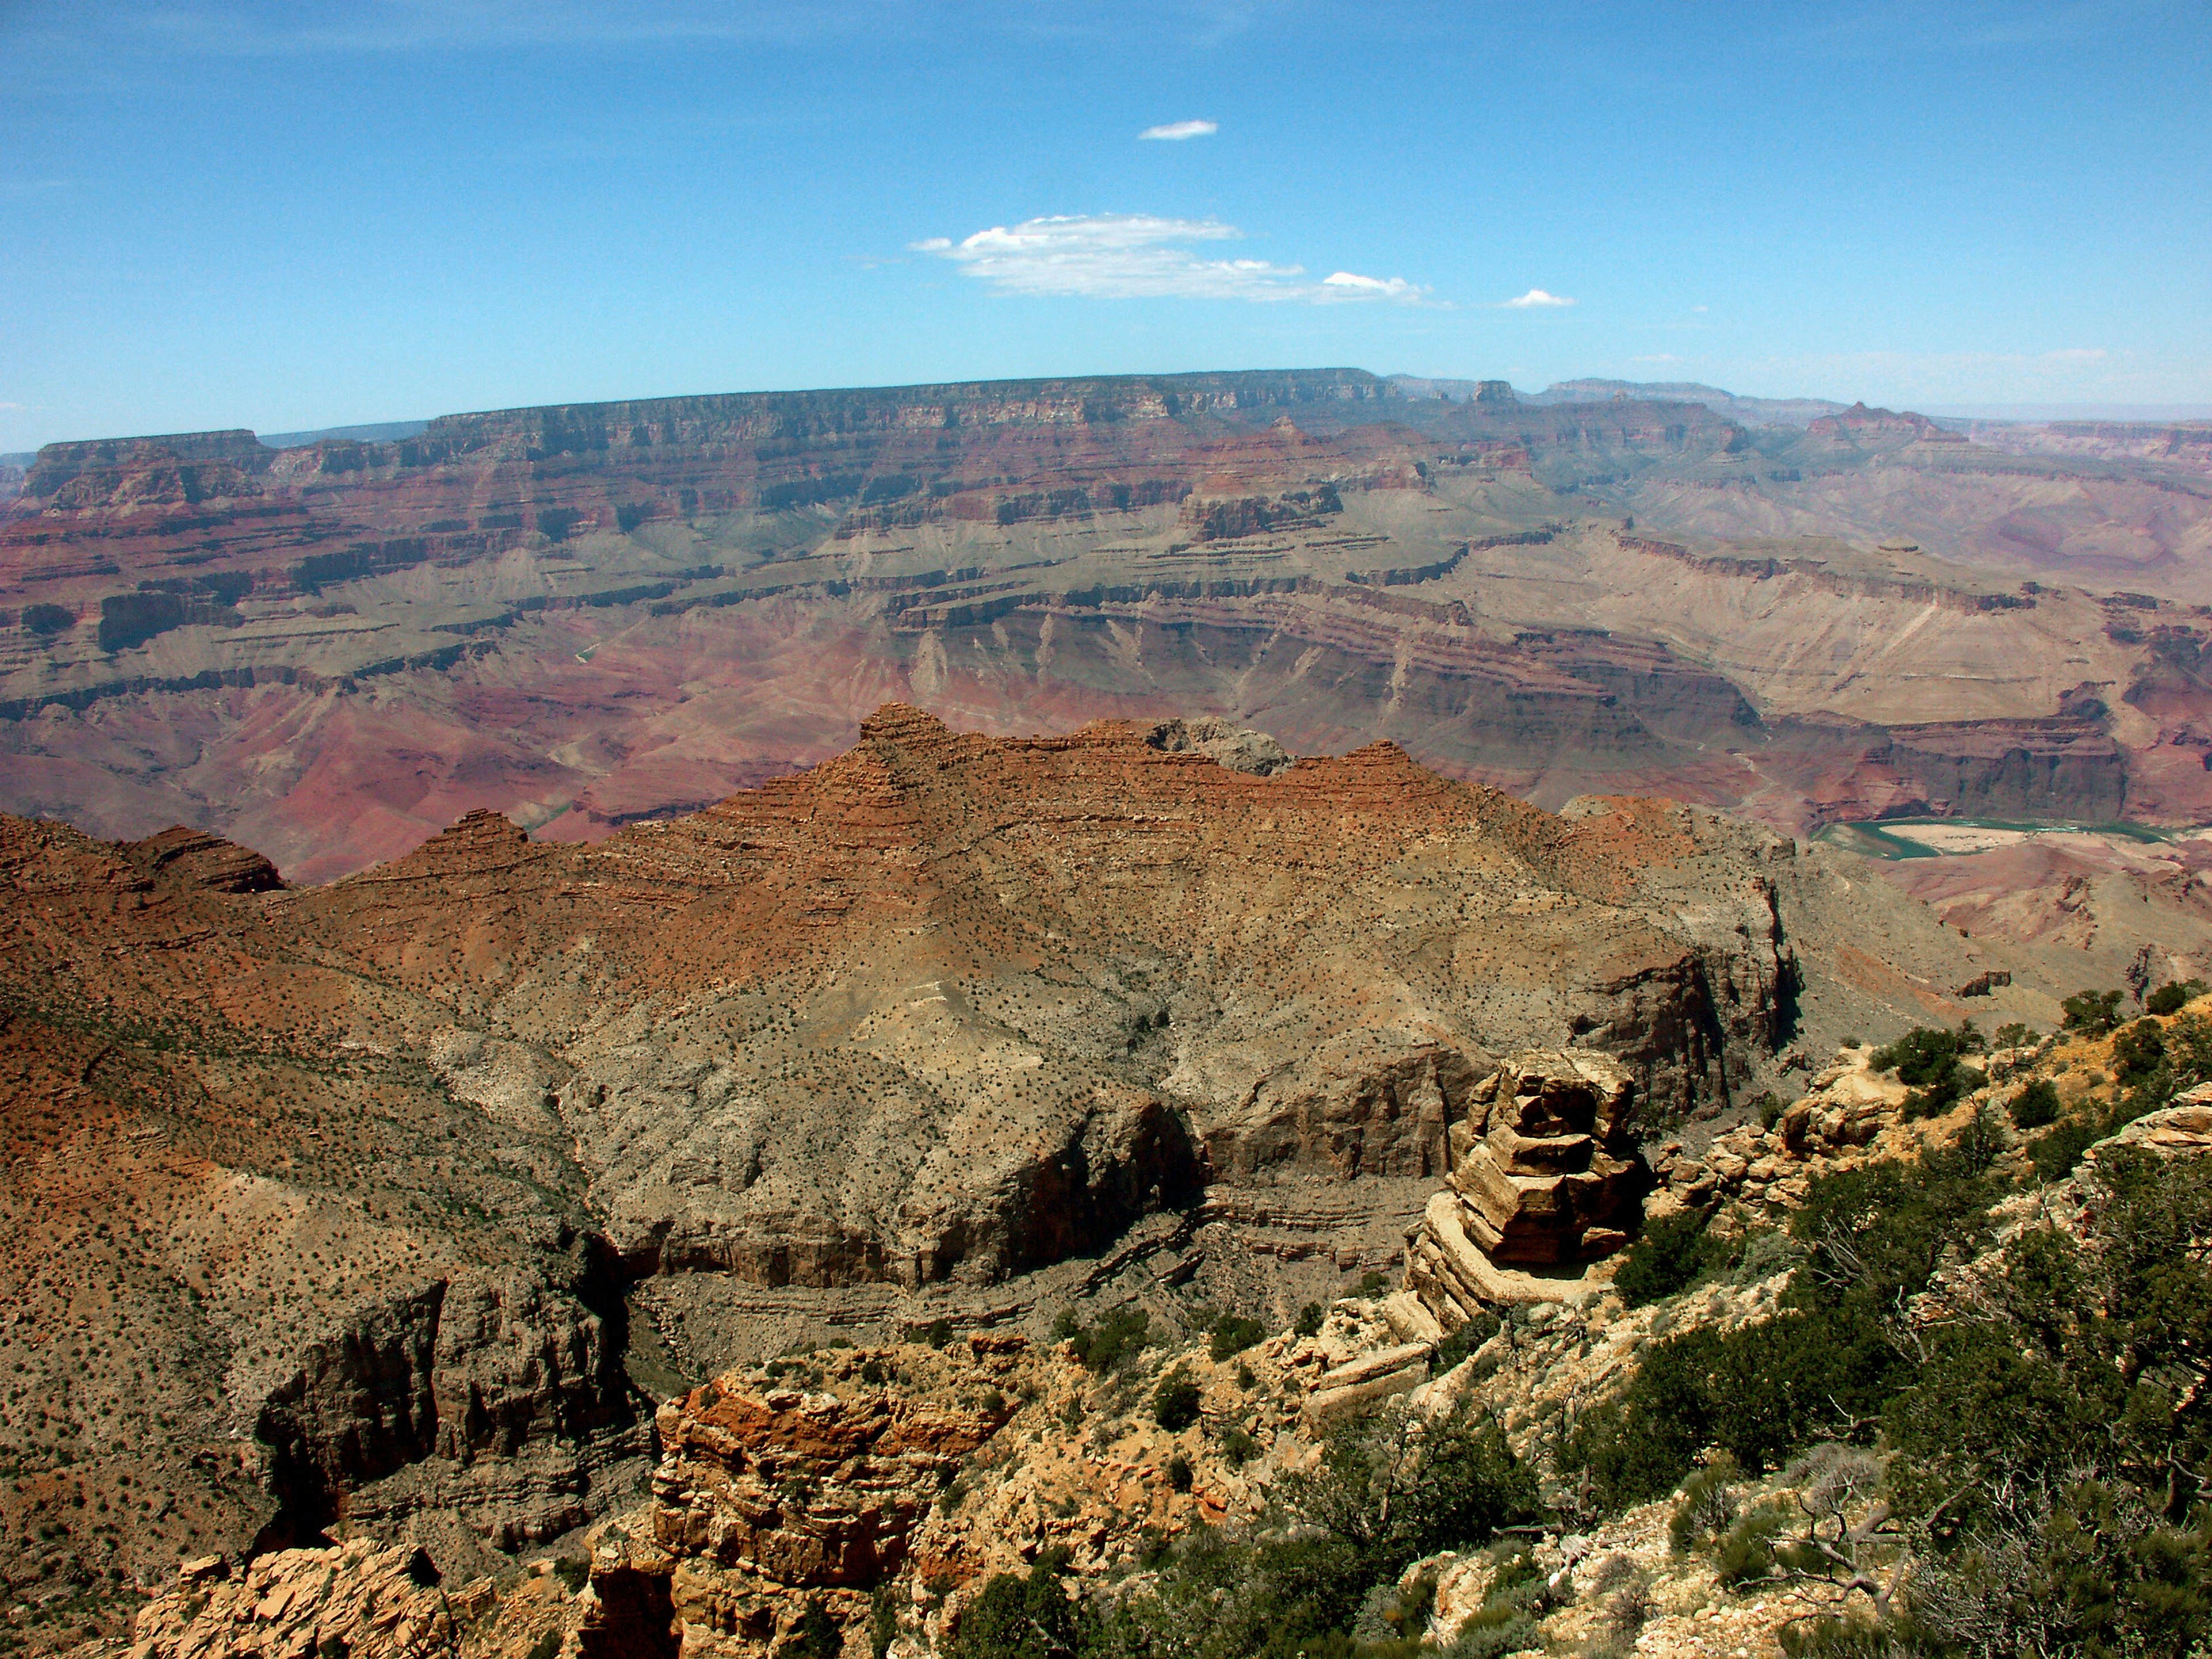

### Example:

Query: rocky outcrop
xmin=1407 ymin=1051 xmax=1649 ymax=1321
xmin=1200 ymin=1044 xmax=1484 ymax=1180
xmin=1143 ymin=715 xmax=1293 ymax=777
xmin=1448 ymin=1051 xmax=1647 ymax=1264
xmin=256 ymin=1272 xmax=641 ymax=1550
xmin=1648 ymin=1046 xmax=1912 ymax=1213
xmin=128 ymin=1540 xmax=453 ymax=1659
xmin=649 ymin=1358 xmax=1014 ymax=1586
xmin=135 ymin=824 xmax=285 ymax=893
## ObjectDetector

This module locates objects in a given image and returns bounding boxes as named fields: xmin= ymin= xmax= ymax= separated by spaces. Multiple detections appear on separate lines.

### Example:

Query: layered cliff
xmin=9 ymin=368 xmax=2206 ymax=888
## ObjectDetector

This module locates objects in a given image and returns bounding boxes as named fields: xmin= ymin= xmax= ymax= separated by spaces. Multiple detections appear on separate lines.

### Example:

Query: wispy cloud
xmin=1139 ymin=119 xmax=1217 ymax=141
xmin=1501 ymin=288 xmax=1575 ymax=309
xmin=1631 ymin=354 xmax=1680 ymax=366
xmin=912 ymin=214 xmax=1427 ymax=304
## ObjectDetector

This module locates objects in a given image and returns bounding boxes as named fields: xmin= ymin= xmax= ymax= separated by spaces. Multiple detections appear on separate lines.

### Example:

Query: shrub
xmin=1714 ymin=1502 xmax=1790 ymax=1586
xmin=2062 ymin=988 xmax=2125 ymax=1036
xmin=1869 ymin=1024 xmax=1983 ymax=1118
xmin=1613 ymin=1208 xmax=1712 ymax=1308
xmin=1294 ymin=1302 xmax=1324 ymax=1338
xmin=2144 ymin=978 xmax=2206 ymax=1016
xmin=21 ymin=603 xmax=75 ymax=635
xmin=1668 ymin=1455 xmax=1741 ymax=1554
xmin=948 ymin=1555 xmax=1094 ymax=1659
xmin=2029 ymin=1116 xmax=2099 ymax=1180
xmin=614 ymin=501 xmax=652 ymax=533
xmin=2009 ymin=1078 xmax=2061 ymax=1130
xmin=2111 ymin=1017 xmax=2167 ymax=1086
xmin=1153 ymin=1373 xmax=1201 ymax=1431
xmin=1433 ymin=1308 xmax=1501 ymax=1370
xmin=1060 ymin=1305 xmax=1150 ymax=1373
xmin=1444 ymin=1609 xmax=1542 ymax=1659
xmin=1355 ymin=1269 xmax=1388 ymax=1298
xmin=785 ymin=1600 xmax=842 ymax=1659
xmin=1209 ymin=1314 xmax=1265 ymax=1362
xmin=1993 ymin=1021 xmax=2036 ymax=1050
xmin=1166 ymin=1453 xmax=1194 ymax=1492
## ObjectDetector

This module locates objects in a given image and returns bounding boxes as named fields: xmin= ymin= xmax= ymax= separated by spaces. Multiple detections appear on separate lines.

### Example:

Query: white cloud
xmin=913 ymin=214 xmax=1426 ymax=304
xmin=1321 ymin=271 xmax=1421 ymax=300
xmin=1631 ymin=354 xmax=1680 ymax=366
xmin=2043 ymin=347 xmax=2107 ymax=363
xmin=1501 ymin=289 xmax=1575 ymax=309
xmin=1139 ymin=119 xmax=1217 ymax=141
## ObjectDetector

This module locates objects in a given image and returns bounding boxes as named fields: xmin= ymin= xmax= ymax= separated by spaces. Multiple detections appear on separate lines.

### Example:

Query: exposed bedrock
xmin=573 ymin=1058 xmax=1206 ymax=1290
xmin=1405 ymin=1049 xmax=1651 ymax=1323
xmin=1198 ymin=1043 xmax=1483 ymax=1180
xmin=1446 ymin=1051 xmax=1648 ymax=1264
xmin=648 ymin=1363 xmax=1013 ymax=1588
xmin=255 ymin=1268 xmax=645 ymax=1551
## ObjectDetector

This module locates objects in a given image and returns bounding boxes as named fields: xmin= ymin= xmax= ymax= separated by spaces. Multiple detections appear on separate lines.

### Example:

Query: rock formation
xmin=0 ymin=704 xmax=2085 ymax=1646
xmin=1406 ymin=1050 xmax=1649 ymax=1319
xmin=7 ymin=369 xmax=2210 ymax=887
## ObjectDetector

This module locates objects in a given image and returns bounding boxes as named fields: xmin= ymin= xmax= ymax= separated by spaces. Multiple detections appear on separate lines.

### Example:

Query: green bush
xmin=785 ymin=1600 xmax=842 ymax=1659
xmin=1055 ymin=1305 xmax=1151 ymax=1373
xmin=1209 ymin=1314 xmax=1265 ymax=1362
xmin=2029 ymin=1116 xmax=2099 ymax=1180
xmin=1563 ymin=1149 xmax=2003 ymax=1509
xmin=948 ymin=1555 xmax=1095 ymax=1659
xmin=1153 ymin=1373 xmax=1201 ymax=1431
xmin=1294 ymin=1302 xmax=1324 ymax=1338
xmin=1869 ymin=1024 xmax=1984 ymax=1118
xmin=1612 ymin=1207 xmax=1712 ymax=1308
xmin=1713 ymin=1502 xmax=1789 ymax=1586
xmin=2062 ymin=988 xmax=2125 ymax=1035
xmin=2009 ymin=1077 xmax=2061 ymax=1129
xmin=2144 ymin=978 xmax=2206 ymax=1015
xmin=1432 ymin=1309 xmax=1501 ymax=1370
xmin=1667 ymin=1455 xmax=1741 ymax=1555
xmin=2112 ymin=1017 xmax=2168 ymax=1086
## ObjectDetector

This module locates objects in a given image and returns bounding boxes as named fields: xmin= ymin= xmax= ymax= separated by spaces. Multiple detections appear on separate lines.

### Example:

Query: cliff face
xmin=13 ymin=367 xmax=2198 ymax=888
xmin=0 ymin=704 xmax=2097 ymax=1646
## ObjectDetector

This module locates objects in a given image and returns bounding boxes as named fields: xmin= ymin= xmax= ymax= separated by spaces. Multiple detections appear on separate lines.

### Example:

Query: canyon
xmin=5 ymin=369 xmax=2212 ymax=1650
xmin=0 ymin=702 xmax=2080 ymax=1647
xmin=4 ymin=370 xmax=2210 ymax=888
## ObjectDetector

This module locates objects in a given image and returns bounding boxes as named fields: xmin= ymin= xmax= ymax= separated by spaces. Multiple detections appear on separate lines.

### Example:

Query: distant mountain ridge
xmin=1389 ymin=373 xmax=1851 ymax=428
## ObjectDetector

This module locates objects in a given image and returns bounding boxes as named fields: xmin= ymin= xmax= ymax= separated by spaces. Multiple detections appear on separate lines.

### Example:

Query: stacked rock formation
xmin=1407 ymin=1050 xmax=1649 ymax=1319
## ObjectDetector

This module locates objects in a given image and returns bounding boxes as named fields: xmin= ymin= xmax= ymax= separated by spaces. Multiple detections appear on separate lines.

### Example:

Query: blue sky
xmin=1 ymin=1 xmax=2207 ymax=449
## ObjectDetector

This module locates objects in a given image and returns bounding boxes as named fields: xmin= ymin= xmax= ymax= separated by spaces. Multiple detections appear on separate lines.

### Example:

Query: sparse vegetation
xmin=1055 ymin=1305 xmax=1152 ymax=1373
xmin=1868 ymin=1022 xmax=1984 ymax=1118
